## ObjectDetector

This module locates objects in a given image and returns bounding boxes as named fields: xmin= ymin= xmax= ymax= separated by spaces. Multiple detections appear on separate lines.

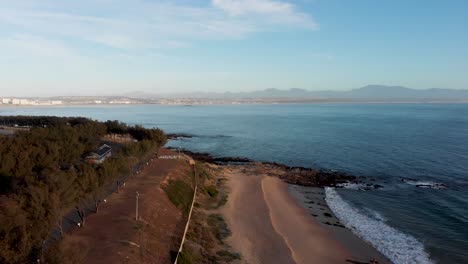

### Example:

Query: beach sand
xmin=221 ymin=167 xmax=296 ymax=264
xmin=288 ymin=185 xmax=391 ymax=263
xmin=221 ymin=165 xmax=390 ymax=264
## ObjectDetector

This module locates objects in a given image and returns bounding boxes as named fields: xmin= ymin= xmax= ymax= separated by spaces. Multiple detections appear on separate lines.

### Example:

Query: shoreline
xmin=1 ymin=101 xmax=468 ymax=109
xmin=175 ymin=149 xmax=383 ymax=189
xmin=218 ymin=163 xmax=390 ymax=264
xmin=288 ymin=185 xmax=391 ymax=263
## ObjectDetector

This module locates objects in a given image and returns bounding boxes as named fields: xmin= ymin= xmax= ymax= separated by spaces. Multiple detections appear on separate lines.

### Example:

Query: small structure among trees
xmin=86 ymin=144 xmax=112 ymax=164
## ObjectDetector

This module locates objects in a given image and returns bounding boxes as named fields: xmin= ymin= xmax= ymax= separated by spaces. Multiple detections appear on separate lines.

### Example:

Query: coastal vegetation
xmin=0 ymin=116 xmax=166 ymax=264
xmin=172 ymin=162 xmax=240 ymax=264
xmin=163 ymin=179 xmax=194 ymax=213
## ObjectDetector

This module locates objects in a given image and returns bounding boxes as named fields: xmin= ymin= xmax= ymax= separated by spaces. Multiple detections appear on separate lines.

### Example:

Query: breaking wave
xmin=325 ymin=187 xmax=434 ymax=264
xmin=402 ymin=179 xmax=448 ymax=189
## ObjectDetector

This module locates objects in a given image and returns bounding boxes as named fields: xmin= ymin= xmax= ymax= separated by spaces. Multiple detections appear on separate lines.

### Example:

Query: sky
xmin=0 ymin=0 xmax=467 ymax=97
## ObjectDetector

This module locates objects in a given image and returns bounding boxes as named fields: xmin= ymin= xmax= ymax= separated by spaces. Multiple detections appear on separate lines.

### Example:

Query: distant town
xmin=1 ymin=98 xmax=64 ymax=106
xmin=0 ymin=96 xmax=307 ymax=106
xmin=2 ymin=86 xmax=468 ymax=106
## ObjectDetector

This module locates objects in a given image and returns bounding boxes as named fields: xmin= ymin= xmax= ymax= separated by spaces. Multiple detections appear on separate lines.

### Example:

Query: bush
xmin=205 ymin=185 xmax=218 ymax=198
xmin=163 ymin=180 xmax=193 ymax=212
xmin=216 ymin=250 xmax=241 ymax=262
xmin=177 ymin=249 xmax=201 ymax=264
xmin=207 ymin=214 xmax=231 ymax=242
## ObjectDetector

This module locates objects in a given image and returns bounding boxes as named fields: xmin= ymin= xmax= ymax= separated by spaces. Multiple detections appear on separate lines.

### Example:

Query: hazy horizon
xmin=1 ymin=0 xmax=467 ymax=97
xmin=3 ymin=85 xmax=468 ymax=100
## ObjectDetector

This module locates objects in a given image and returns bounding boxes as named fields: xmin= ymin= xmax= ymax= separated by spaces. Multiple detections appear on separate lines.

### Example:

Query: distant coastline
xmin=2 ymin=85 xmax=468 ymax=106
xmin=1 ymin=99 xmax=468 ymax=107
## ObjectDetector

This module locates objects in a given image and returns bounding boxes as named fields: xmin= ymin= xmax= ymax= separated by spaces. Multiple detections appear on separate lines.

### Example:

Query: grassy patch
xmin=217 ymin=193 xmax=228 ymax=208
xmin=196 ymin=163 xmax=212 ymax=181
xmin=216 ymin=250 xmax=241 ymax=262
xmin=178 ymin=248 xmax=201 ymax=264
xmin=205 ymin=185 xmax=219 ymax=198
xmin=207 ymin=214 xmax=231 ymax=242
xmin=164 ymin=179 xmax=194 ymax=212
xmin=133 ymin=221 xmax=144 ymax=230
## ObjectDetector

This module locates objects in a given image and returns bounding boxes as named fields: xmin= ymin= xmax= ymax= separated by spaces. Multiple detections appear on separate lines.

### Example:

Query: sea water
xmin=1 ymin=103 xmax=467 ymax=263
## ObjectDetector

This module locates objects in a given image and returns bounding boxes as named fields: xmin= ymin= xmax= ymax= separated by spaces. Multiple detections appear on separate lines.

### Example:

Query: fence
xmin=44 ymin=151 xmax=158 ymax=248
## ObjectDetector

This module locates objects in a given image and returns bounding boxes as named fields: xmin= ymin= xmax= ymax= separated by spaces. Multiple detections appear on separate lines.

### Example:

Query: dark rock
xmin=176 ymin=149 xmax=253 ymax=164
xmin=166 ymin=133 xmax=194 ymax=139
xmin=213 ymin=157 xmax=253 ymax=163
xmin=179 ymin=148 xmax=360 ymax=188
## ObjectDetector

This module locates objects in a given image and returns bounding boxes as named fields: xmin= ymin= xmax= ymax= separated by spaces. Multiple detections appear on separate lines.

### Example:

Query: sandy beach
xmin=221 ymin=164 xmax=390 ymax=264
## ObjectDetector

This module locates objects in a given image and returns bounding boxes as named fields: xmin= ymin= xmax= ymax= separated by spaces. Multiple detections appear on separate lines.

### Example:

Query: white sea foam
xmin=402 ymin=180 xmax=447 ymax=189
xmin=325 ymin=187 xmax=434 ymax=264
xmin=336 ymin=182 xmax=367 ymax=190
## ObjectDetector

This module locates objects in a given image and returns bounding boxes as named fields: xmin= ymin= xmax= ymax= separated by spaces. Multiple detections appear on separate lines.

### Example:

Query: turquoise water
xmin=1 ymin=103 xmax=467 ymax=263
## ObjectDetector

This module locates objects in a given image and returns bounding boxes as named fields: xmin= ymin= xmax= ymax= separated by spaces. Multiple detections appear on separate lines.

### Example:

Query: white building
xmin=19 ymin=99 xmax=30 ymax=105
xmin=51 ymin=100 xmax=63 ymax=105
xmin=2 ymin=98 xmax=11 ymax=104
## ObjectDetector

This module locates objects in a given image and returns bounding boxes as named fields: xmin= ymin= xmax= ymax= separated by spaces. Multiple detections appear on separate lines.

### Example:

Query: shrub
xmin=207 ymin=214 xmax=231 ymax=242
xmin=164 ymin=180 xmax=193 ymax=212
xmin=205 ymin=185 xmax=218 ymax=198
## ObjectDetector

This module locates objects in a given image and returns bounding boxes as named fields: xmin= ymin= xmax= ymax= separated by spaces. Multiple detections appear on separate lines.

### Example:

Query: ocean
xmin=1 ymin=103 xmax=467 ymax=263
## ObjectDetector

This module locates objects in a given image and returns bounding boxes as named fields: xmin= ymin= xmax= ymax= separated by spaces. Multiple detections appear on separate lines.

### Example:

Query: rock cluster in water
xmin=178 ymin=149 xmax=382 ymax=188
xmin=166 ymin=133 xmax=194 ymax=140
xmin=262 ymin=162 xmax=357 ymax=187
xmin=175 ymin=149 xmax=253 ymax=164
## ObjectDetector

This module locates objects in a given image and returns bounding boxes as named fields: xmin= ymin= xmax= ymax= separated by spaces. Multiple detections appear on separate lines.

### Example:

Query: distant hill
xmin=331 ymin=85 xmax=468 ymax=101
xmin=124 ymin=85 xmax=468 ymax=102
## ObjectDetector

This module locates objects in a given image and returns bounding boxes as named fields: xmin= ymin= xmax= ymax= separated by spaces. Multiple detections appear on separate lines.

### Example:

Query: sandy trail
xmin=222 ymin=168 xmax=351 ymax=264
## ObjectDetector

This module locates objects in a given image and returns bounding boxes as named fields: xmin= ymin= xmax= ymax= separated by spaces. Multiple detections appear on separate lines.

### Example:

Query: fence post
xmin=136 ymin=191 xmax=140 ymax=221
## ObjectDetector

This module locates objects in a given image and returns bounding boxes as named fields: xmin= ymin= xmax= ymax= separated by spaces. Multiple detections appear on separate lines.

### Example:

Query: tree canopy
xmin=0 ymin=116 xmax=166 ymax=263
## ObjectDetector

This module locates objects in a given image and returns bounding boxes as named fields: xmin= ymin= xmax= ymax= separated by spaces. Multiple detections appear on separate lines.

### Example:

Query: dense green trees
xmin=105 ymin=120 xmax=166 ymax=142
xmin=0 ymin=116 xmax=166 ymax=263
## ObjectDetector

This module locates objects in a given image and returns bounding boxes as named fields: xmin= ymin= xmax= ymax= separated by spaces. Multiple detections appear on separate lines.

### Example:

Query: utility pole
xmin=135 ymin=191 xmax=140 ymax=221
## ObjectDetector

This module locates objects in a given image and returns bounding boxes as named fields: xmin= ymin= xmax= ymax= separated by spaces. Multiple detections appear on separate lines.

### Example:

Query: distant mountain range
xmin=123 ymin=85 xmax=468 ymax=102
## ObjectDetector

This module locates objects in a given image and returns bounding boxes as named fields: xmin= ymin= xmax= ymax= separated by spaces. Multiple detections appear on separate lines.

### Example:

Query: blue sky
xmin=0 ymin=0 xmax=467 ymax=96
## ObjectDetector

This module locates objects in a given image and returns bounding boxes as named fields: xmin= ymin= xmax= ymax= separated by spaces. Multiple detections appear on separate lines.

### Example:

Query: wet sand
xmin=289 ymin=185 xmax=391 ymax=263
xmin=262 ymin=176 xmax=351 ymax=263
xmin=221 ymin=165 xmax=390 ymax=264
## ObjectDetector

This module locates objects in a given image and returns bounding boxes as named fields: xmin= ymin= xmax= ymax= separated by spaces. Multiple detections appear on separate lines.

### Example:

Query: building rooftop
xmin=96 ymin=144 xmax=111 ymax=157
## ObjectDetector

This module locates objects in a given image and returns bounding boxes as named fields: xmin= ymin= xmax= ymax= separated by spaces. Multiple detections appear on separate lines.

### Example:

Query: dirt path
xmin=67 ymin=149 xmax=188 ymax=264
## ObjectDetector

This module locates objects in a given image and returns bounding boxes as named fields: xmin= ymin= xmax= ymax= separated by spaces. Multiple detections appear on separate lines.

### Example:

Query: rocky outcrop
xmin=176 ymin=149 xmax=253 ymax=164
xmin=166 ymin=133 xmax=194 ymax=140
xmin=278 ymin=167 xmax=356 ymax=187
xmin=179 ymin=149 xmax=359 ymax=188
